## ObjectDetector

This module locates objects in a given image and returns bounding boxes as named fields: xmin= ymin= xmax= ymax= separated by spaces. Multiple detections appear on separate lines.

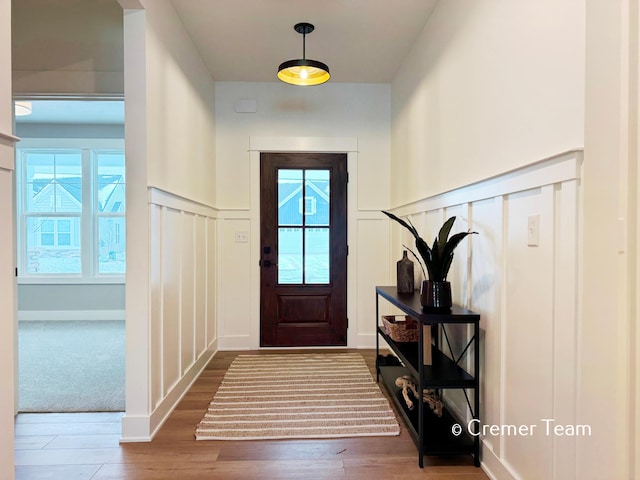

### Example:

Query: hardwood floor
xmin=15 ymin=350 xmax=489 ymax=479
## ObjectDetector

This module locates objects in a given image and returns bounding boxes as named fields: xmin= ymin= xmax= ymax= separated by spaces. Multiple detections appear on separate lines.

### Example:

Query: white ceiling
xmin=14 ymin=1 xmax=439 ymax=124
xmin=168 ymin=0 xmax=439 ymax=83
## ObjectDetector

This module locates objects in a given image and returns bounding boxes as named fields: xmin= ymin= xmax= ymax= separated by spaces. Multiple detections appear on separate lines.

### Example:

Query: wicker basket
xmin=382 ymin=315 xmax=419 ymax=342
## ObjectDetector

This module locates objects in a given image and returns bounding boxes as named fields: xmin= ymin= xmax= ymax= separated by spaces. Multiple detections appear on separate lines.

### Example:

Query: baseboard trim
xmin=120 ymin=346 xmax=217 ymax=443
xmin=356 ymin=333 xmax=393 ymax=350
xmin=481 ymin=442 xmax=518 ymax=480
xmin=120 ymin=414 xmax=152 ymax=443
xmin=18 ymin=309 xmax=126 ymax=321
xmin=148 ymin=347 xmax=217 ymax=440
xmin=218 ymin=335 xmax=252 ymax=350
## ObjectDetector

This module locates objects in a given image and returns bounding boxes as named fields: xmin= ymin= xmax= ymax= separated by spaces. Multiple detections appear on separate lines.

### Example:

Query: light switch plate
xmin=527 ymin=215 xmax=539 ymax=246
xmin=235 ymin=231 xmax=249 ymax=243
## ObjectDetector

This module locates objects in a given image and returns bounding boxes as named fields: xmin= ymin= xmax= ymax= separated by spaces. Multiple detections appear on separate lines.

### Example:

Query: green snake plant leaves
xmin=382 ymin=211 xmax=478 ymax=282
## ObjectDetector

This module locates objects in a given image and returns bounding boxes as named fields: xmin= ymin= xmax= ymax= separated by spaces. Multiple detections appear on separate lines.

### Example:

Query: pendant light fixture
xmin=14 ymin=101 xmax=32 ymax=116
xmin=277 ymin=23 xmax=330 ymax=86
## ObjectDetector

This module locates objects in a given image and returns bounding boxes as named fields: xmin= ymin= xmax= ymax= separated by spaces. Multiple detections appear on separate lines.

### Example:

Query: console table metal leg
xmin=418 ymin=323 xmax=424 ymax=468
xmin=375 ymin=294 xmax=380 ymax=382
xmin=474 ymin=320 xmax=480 ymax=467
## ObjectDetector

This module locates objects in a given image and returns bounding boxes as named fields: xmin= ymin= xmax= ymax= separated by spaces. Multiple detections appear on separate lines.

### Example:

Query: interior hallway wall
xmin=120 ymin=0 xmax=217 ymax=441
xmin=390 ymin=0 xmax=639 ymax=478
xmin=214 ymin=82 xmax=392 ymax=349
xmin=0 ymin=0 xmax=17 ymax=476
xmin=12 ymin=0 xmax=123 ymax=96
xmin=391 ymin=0 xmax=585 ymax=204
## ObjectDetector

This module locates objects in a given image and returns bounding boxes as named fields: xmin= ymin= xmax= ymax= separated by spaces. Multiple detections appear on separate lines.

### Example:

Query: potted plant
xmin=382 ymin=211 xmax=477 ymax=311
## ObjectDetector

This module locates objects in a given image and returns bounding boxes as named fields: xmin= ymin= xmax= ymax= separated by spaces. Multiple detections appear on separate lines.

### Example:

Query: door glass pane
xmin=278 ymin=169 xmax=302 ymax=226
xmin=26 ymin=216 xmax=81 ymax=273
xmin=305 ymin=227 xmax=330 ymax=283
xmin=278 ymin=227 xmax=302 ymax=284
xmin=276 ymin=168 xmax=332 ymax=285
xmin=98 ymin=216 xmax=126 ymax=274
xmin=305 ymin=170 xmax=330 ymax=226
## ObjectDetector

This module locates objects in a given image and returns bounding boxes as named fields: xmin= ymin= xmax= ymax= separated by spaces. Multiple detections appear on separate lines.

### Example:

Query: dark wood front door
xmin=260 ymin=152 xmax=347 ymax=347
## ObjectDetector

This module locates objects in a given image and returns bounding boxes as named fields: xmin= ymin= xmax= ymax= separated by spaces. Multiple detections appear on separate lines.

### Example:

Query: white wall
xmin=391 ymin=0 xmax=585 ymax=205
xmin=214 ymin=82 xmax=392 ymax=349
xmin=17 ymin=284 xmax=125 ymax=321
xmin=121 ymin=0 xmax=217 ymax=441
xmin=15 ymin=123 xmax=124 ymax=140
xmin=389 ymin=0 xmax=638 ymax=479
xmin=215 ymin=82 xmax=390 ymax=210
xmin=1 ymin=0 xmax=16 ymax=476
xmin=12 ymin=0 xmax=123 ymax=95
xmin=143 ymin=3 xmax=216 ymax=206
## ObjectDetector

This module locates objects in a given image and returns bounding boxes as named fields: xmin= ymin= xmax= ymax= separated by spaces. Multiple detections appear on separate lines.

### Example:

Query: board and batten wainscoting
xmin=122 ymin=187 xmax=218 ymax=442
xmin=386 ymin=150 xmax=582 ymax=480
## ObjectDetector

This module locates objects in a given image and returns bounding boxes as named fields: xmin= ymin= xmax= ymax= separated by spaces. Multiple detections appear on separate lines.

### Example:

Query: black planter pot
xmin=420 ymin=280 xmax=452 ymax=312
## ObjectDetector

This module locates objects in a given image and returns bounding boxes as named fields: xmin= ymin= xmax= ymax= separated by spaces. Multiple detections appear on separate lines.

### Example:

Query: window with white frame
xmin=17 ymin=146 xmax=126 ymax=279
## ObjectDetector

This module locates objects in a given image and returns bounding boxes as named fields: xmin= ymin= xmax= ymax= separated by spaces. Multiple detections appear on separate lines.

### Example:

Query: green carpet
xmin=18 ymin=320 xmax=125 ymax=412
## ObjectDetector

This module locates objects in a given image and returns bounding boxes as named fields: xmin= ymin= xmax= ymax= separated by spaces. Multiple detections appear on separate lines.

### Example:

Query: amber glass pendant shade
xmin=277 ymin=23 xmax=330 ymax=86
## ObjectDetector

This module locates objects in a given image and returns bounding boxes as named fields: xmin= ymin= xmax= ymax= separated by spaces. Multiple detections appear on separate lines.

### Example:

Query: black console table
xmin=375 ymin=286 xmax=480 ymax=468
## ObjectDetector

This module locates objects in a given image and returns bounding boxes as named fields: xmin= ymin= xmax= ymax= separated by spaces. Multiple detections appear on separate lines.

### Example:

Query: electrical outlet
xmin=527 ymin=215 xmax=539 ymax=246
xmin=235 ymin=231 xmax=249 ymax=243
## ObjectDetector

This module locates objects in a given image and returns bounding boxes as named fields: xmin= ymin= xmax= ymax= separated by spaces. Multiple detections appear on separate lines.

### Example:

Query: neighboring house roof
xmin=30 ymin=175 xmax=125 ymax=213
xmin=30 ymin=178 xmax=81 ymax=212
xmin=278 ymin=179 xmax=329 ymax=226
xmin=100 ymin=181 xmax=125 ymax=213
xmin=278 ymin=180 xmax=329 ymax=208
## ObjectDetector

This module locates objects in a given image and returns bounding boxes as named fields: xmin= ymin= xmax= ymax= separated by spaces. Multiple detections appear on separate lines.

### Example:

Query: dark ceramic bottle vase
xmin=396 ymin=250 xmax=414 ymax=294
xmin=420 ymin=280 xmax=452 ymax=312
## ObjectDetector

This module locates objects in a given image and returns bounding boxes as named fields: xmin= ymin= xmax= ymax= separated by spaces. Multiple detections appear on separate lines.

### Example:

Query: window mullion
xmin=302 ymin=170 xmax=307 ymax=285
xmin=81 ymin=149 xmax=92 ymax=277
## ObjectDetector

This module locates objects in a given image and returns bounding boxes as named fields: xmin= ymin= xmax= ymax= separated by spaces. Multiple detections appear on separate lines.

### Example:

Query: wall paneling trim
xmin=387 ymin=150 xmax=582 ymax=480
xmin=121 ymin=187 xmax=217 ymax=441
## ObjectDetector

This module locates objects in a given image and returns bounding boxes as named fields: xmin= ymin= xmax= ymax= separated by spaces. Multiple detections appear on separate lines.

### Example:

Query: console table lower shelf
xmin=378 ymin=365 xmax=476 ymax=459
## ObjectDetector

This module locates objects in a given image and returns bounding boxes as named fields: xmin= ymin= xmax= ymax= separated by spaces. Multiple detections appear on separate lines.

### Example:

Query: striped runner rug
xmin=195 ymin=353 xmax=400 ymax=440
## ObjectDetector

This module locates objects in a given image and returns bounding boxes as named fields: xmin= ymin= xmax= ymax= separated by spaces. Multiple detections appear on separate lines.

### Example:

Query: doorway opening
xmin=14 ymin=98 xmax=126 ymax=412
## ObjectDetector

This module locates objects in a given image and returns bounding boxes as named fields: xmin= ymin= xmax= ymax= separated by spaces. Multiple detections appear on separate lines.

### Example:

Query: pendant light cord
xmin=302 ymin=32 xmax=306 ymax=59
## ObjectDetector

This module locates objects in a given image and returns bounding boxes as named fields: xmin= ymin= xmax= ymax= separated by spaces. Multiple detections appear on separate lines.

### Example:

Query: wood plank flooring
xmin=15 ymin=349 xmax=489 ymax=479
